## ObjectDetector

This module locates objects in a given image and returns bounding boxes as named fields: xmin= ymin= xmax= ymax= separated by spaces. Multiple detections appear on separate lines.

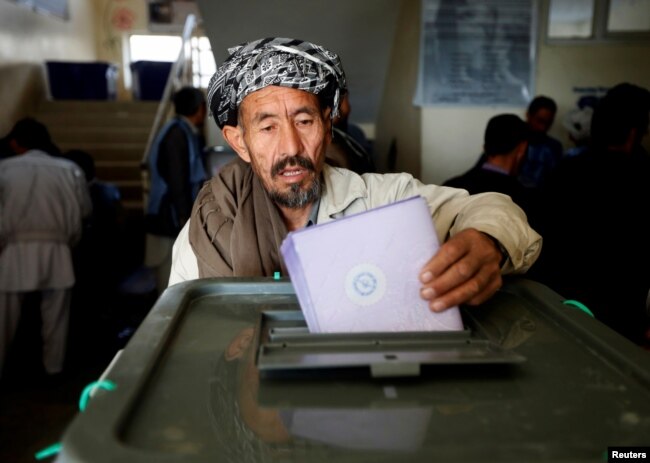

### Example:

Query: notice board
xmin=415 ymin=0 xmax=536 ymax=106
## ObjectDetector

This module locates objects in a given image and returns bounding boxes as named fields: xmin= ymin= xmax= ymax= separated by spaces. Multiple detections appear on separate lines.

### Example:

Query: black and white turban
xmin=207 ymin=37 xmax=347 ymax=129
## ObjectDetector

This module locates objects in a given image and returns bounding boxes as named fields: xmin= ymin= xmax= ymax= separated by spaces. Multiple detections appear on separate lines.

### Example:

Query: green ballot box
xmin=58 ymin=278 xmax=650 ymax=462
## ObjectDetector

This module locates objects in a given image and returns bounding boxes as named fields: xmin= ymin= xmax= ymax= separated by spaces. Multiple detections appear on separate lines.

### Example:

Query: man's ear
xmin=516 ymin=141 xmax=528 ymax=157
xmin=222 ymin=125 xmax=251 ymax=163
xmin=513 ymin=141 xmax=528 ymax=170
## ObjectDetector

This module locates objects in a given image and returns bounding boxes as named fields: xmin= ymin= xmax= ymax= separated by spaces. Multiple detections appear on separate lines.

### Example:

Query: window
xmin=607 ymin=0 xmax=650 ymax=33
xmin=129 ymin=35 xmax=182 ymax=62
xmin=191 ymin=36 xmax=217 ymax=88
xmin=128 ymin=34 xmax=216 ymax=89
xmin=548 ymin=0 xmax=594 ymax=38
xmin=547 ymin=0 xmax=650 ymax=42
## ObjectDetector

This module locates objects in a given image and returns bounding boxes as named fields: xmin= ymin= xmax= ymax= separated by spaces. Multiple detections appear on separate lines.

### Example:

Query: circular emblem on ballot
xmin=345 ymin=263 xmax=387 ymax=306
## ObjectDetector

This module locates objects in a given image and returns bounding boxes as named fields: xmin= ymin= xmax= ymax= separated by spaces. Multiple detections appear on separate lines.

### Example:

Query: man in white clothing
xmin=0 ymin=118 xmax=92 ymax=377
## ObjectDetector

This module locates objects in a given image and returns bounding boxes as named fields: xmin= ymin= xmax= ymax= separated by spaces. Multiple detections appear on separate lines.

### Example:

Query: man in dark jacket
xmin=444 ymin=114 xmax=535 ymax=221
xmin=145 ymin=86 xmax=207 ymax=293
xmin=532 ymin=83 xmax=650 ymax=346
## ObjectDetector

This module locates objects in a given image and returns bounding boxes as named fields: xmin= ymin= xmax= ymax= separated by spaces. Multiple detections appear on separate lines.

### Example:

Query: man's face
xmin=527 ymin=108 xmax=555 ymax=134
xmin=223 ymin=86 xmax=331 ymax=209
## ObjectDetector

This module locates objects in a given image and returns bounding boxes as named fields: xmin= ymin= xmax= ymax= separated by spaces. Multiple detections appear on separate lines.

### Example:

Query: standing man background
xmin=145 ymin=86 xmax=208 ymax=294
xmin=519 ymin=95 xmax=564 ymax=189
xmin=443 ymin=113 xmax=533 ymax=219
xmin=326 ymin=92 xmax=375 ymax=174
xmin=0 ymin=118 xmax=92 ymax=378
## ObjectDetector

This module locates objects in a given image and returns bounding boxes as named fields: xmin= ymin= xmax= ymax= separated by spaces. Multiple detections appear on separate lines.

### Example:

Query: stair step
xmin=39 ymin=100 xmax=160 ymax=114
xmin=59 ymin=144 xmax=146 ymax=162
xmin=121 ymin=200 xmax=145 ymax=215
xmin=113 ymin=180 xmax=144 ymax=201
xmin=39 ymin=113 xmax=156 ymax=129
xmin=95 ymin=162 xmax=142 ymax=182
xmin=50 ymin=128 xmax=150 ymax=145
xmin=34 ymin=100 xmax=161 ymax=213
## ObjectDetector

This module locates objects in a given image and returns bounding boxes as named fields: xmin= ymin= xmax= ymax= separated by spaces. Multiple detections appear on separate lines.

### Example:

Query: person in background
xmin=443 ymin=114 xmax=535 ymax=221
xmin=531 ymin=83 xmax=650 ymax=346
xmin=0 ymin=134 xmax=14 ymax=160
xmin=0 ymin=118 xmax=92 ymax=378
xmin=519 ymin=95 xmax=563 ymax=189
xmin=145 ymin=86 xmax=208 ymax=294
xmin=326 ymin=92 xmax=375 ymax=174
xmin=169 ymin=37 xmax=542 ymax=315
xmin=562 ymin=95 xmax=598 ymax=158
xmin=63 ymin=149 xmax=125 ymax=296
xmin=1 ymin=117 xmax=62 ymax=160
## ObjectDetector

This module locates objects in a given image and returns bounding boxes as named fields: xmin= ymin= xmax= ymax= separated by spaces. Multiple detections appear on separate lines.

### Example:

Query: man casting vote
xmin=169 ymin=37 xmax=542 ymax=314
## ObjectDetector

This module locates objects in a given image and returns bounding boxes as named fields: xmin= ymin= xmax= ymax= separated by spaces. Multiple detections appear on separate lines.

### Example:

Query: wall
xmin=0 ymin=0 xmax=151 ymax=135
xmin=2 ymin=0 xmax=648 ymax=172
xmin=0 ymin=0 xmax=98 ymax=135
xmin=376 ymin=0 xmax=527 ymax=183
xmin=374 ymin=0 xmax=422 ymax=176
xmin=196 ymin=0 xmax=401 ymax=127
xmin=418 ymin=2 xmax=650 ymax=185
xmin=94 ymin=0 xmax=148 ymax=100
xmin=536 ymin=42 xmax=650 ymax=147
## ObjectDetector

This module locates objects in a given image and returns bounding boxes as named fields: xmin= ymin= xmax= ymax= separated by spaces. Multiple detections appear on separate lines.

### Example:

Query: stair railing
xmin=140 ymin=13 xmax=198 ymax=211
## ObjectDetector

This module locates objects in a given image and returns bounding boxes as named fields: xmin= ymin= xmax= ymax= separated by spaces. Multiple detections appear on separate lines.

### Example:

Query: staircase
xmin=35 ymin=99 xmax=160 ymax=276
xmin=36 ymin=100 xmax=159 ymax=216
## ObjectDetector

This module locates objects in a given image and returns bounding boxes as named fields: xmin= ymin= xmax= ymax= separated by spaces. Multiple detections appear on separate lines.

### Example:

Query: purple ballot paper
xmin=280 ymin=196 xmax=463 ymax=333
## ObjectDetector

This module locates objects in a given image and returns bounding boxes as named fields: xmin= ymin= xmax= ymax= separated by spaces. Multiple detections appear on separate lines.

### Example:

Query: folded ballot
xmin=280 ymin=196 xmax=463 ymax=333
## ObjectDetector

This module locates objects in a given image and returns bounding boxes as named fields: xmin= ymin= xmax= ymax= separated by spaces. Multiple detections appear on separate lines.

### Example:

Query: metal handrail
xmin=140 ymin=13 xmax=198 ymax=210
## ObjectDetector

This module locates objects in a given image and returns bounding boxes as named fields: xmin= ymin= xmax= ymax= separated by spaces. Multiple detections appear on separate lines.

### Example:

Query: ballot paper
xmin=280 ymin=195 xmax=464 ymax=333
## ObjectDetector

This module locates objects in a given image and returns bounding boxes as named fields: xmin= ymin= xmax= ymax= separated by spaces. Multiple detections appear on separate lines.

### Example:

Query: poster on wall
xmin=10 ymin=0 xmax=69 ymax=19
xmin=148 ymin=0 xmax=202 ymax=32
xmin=415 ymin=0 xmax=536 ymax=106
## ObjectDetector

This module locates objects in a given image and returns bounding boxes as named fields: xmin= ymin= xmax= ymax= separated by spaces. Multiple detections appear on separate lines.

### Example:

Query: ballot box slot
xmin=268 ymin=326 xmax=472 ymax=344
xmin=257 ymin=310 xmax=526 ymax=378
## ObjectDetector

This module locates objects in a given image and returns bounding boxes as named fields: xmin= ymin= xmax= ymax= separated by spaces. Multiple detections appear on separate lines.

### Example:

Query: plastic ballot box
xmin=130 ymin=61 xmax=173 ymax=101
xmin=57 ymin=278 xmax=650 ymax=463
xmin=46 ymin=61 xmax=118 ymax=100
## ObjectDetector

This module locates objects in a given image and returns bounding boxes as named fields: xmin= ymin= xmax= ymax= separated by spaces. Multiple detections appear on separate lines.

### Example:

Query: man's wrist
xmin=482 ymin=232 xmax=508 ymax=268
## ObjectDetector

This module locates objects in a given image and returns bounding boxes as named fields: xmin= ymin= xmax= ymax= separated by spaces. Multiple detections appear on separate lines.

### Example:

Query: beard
xmin=266 ymin=155 xmax=321 ymax=209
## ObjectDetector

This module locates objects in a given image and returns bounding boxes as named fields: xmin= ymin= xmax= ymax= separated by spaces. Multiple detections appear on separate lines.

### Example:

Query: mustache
xmin=271 ymin=156 xmax=315 ymax=177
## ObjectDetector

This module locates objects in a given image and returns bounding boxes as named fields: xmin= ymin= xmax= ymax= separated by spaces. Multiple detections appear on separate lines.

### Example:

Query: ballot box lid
xmin=59 ymin=278 xmax=650 ymax=463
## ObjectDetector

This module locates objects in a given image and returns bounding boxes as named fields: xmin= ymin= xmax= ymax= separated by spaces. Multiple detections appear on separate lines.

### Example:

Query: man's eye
xmin=297 ymin=119 xmax=313 ymax=126
xmin=260 ymin=126 xmax=274 ymax=132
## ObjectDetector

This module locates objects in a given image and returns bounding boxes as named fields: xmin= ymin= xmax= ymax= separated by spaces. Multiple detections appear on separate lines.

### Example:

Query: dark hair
xmin=527 ymin=96 xmax=557 ymax=116
xmin=8 ymin=117 xmax=54 ymax=152
xmin=590 ymin=82 xmax=650 ymax=147
xmin=484 ymin=114 xmax=528 ymax=156
xmin=173 ymin=86 xmax=206 ymax=117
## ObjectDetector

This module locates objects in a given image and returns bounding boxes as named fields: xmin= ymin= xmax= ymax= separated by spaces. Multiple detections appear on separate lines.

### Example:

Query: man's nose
xmin=279 ymin=123 xmax=303 ymax=157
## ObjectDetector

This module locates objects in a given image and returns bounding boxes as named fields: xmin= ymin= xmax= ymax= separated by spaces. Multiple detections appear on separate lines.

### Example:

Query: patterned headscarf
xmin=207 ymin=37 xmax=347 ymax=128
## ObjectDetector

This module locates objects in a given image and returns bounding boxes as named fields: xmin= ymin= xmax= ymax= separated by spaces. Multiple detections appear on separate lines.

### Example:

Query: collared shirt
xmin=481 ymin=163 xmax=509 ymax=176
xmin=306 ymin=198 xmax=321 ymax=227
